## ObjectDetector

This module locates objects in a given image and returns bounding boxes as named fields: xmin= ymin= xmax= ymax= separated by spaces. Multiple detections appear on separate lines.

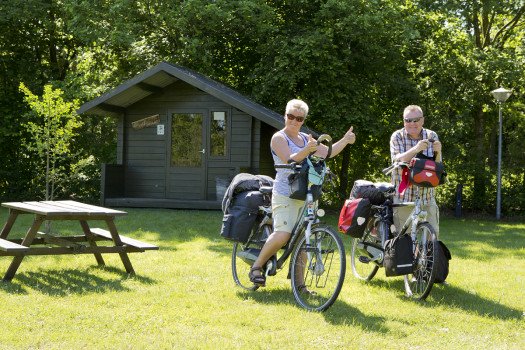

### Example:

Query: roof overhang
xmin=77 ymin=61 xmax=317 ymax=135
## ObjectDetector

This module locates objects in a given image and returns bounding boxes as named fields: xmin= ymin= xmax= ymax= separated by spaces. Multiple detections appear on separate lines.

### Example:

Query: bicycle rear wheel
xmin=290 ymin=225 xmax=346 ymax=312
xmin=350 ymin=218 xmax=382 ymax=281
xmin=404 ymin=222 xmax=438 ymax=300
xmin=232 ymin=224 xmax=271 ymax=291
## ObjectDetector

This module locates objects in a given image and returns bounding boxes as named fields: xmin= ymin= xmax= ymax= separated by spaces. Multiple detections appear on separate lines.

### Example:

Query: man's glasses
xmin=286 ymin=114 xmax=305 ymax=123
xmin=404 ymin=117 xmax=422 ymax=123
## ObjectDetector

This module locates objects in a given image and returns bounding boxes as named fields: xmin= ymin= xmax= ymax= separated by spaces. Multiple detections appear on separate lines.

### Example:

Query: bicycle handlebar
xmin=275 ymin=134 xmax=333 ymax=171
xmin=316 ymin=134 xmax=333 ymax=159
xmin=275 ymin=163 xmax=302 ymax=170
xmin=382 ymin=161 xmax=409 ymax=175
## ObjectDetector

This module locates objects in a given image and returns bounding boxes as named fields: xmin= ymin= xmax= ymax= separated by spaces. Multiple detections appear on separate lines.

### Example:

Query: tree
xmin=19 ymin=83 xmax=83 ymax=201
xmin=409 ymin=0 xmax=525 ymax=213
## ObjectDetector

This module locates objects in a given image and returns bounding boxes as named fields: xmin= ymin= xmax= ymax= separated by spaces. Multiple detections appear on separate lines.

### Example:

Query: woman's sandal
xmin=248 ymin=266 xmax=266 ymax=286
xmin=297 ymin=284 xmax=317 ymax=296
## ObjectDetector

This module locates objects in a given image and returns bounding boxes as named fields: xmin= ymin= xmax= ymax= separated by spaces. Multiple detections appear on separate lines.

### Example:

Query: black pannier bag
xmin=384 ymin=234 xmax=414 ymax=277
xmin=220 ymin=191 xmax=264 ymax=243
xmin=434 ymin=241 xmax=451 ymax=283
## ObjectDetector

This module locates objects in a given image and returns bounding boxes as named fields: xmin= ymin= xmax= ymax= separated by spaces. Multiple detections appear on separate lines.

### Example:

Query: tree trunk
xmin=338 ymin=147 xmax=350 ymax=202
xmin=472 ymin=105 xmax=487 ymax=210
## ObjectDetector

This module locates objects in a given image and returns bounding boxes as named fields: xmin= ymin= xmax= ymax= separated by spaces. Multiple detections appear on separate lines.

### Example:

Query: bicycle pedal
xmin=358 ymin=256 xmax=371 ymax=264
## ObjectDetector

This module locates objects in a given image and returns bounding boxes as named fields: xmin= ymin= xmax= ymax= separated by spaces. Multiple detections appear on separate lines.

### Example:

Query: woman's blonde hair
xmin=286 ymin=99 xmax=309 ymax=117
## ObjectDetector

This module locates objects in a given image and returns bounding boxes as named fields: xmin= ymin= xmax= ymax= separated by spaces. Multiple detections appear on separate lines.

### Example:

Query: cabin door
xmin=166 ymin=110 xmax=207 ymax=199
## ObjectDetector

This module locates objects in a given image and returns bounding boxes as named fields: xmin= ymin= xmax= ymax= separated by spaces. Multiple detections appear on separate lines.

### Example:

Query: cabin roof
xmin=78 ymin=61 xmax=316 ymax=134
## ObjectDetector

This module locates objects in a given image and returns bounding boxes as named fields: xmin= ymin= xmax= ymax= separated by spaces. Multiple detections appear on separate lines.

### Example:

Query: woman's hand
xmin=344 ymin=126 xmax=355 ymax=145
xmin=306 ymin=134 xmax=318 ymax=153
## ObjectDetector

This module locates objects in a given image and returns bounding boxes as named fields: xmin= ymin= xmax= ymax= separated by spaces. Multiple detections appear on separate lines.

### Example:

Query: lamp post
xmin=490 ymin=87 xmax=512 ymax=220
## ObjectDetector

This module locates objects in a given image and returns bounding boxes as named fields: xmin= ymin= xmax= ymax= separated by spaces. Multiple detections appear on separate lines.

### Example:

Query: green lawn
xmin=0 ymin=207 xmax=523 ymax=349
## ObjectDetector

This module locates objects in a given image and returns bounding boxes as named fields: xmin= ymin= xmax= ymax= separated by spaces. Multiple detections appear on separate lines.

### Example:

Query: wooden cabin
xmin=78 ymin=62 xmax=314 ymax=209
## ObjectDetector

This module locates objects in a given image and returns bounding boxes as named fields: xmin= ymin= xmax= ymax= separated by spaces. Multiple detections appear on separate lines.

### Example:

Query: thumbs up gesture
xmin=344 ymin=126 xmax=355 ymax=145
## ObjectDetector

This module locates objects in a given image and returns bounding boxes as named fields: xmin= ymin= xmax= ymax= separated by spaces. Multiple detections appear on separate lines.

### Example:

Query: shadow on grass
xmin=237 ymin=287 xmax=389 ymax=333
xmin=358 ymin=276 xmax=522 ymax=321
xmin=440 ymin=218 xmax=525 ymax=260
xmin=0 ymin=280 xmax=29 ymax=295
xmin=207 ymin=241 xmax=235 ymax=256
xmin=427 ymin=283 xmax=523 ymax=320
xmin=2 ymin=265 xmax=156 ymax=296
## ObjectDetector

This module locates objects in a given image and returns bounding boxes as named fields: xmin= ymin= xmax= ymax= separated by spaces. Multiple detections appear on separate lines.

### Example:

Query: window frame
xmin=208 ymin=109 xmax=230 ymax=160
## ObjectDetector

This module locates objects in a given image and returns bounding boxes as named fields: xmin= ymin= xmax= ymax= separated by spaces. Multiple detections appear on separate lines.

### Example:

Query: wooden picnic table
xmin=0 ymin=200 xmax=158 ymax=282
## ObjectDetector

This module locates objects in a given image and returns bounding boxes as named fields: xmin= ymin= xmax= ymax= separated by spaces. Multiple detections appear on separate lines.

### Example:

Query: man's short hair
xmin=403 ymin=105 xmax=423 ymax=118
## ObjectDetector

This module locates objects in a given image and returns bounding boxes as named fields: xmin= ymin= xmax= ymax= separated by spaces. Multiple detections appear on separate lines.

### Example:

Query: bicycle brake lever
xmin=382 ymin=164 xmax=395 ymax=175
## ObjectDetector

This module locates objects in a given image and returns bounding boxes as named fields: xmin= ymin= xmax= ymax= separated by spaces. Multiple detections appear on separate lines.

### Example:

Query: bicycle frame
xmin=394 ymin=188 xmax=429 ymax=257
xmin=264 ymin=173 xmax=323 ymax=276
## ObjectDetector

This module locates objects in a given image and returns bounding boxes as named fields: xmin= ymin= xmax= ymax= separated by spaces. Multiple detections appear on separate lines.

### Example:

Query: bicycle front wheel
xmin=290 ymin=225 xmax=346 ymax=312
xmin=232 ymin=224 xmax=271 ymax=291
xmin=404 ymin=222 xmax=438 ymax=300
xmin=350 ymin=218 xmax=381 ymax=281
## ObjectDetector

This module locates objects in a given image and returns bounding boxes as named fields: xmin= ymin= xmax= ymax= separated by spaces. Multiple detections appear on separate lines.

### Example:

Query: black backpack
xmin=434 ymin=241 xmax=451 ymax=283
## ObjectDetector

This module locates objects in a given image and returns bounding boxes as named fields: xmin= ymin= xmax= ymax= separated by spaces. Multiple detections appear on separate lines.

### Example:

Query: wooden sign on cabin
xmin=132 ymin=114 xmax=160 ymax=130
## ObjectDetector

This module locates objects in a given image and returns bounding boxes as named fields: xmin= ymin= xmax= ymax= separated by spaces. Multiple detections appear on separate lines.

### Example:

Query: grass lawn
xmin=0 ymin=207 xmax=523 ymax=349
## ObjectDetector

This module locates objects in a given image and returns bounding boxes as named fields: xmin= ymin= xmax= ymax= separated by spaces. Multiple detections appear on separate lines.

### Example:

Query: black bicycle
xmin=350 ymin=162 xmax=439 ymax=300
xmin=231 ymin=135 xmax=346 ymax=312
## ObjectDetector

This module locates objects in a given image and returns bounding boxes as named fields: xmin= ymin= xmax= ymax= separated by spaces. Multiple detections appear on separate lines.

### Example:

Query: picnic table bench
xmin=0 ymin=200 xmax=158 ymax=282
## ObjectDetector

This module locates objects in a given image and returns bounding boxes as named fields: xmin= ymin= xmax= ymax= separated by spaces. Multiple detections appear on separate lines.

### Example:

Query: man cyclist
xmin=389 ymin=105 xmax=442 ymax=238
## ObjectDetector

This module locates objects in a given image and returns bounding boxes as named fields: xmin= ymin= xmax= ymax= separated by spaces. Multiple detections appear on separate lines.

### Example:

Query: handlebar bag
xmin=288 ymin=160 xmax=322 ymax=201
xmin=338 ymin=198 xmax=371 ymax=238
xmin=384 ymin=234 xmax=414 ymax=277
xmin=408 ymin=158 xmax=445 ymax=187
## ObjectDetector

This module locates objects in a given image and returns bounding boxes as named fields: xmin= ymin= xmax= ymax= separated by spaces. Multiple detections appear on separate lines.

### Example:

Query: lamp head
xmin=491 ymin=87 xmax=512 ymax=103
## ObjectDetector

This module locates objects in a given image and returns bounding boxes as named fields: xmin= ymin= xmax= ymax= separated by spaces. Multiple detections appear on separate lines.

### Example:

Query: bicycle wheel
xmin=404 ymin=222 xmax=438 ymax=300
xmin=350 ymin=218 xmax=382 ymax=281
xmin=232 ymin=224 xmax=271 ymax=291
xmin=290 ymin=225 xmax=346 ymax=312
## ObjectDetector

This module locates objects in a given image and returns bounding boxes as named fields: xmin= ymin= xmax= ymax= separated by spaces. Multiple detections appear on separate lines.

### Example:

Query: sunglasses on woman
xmin=286 ymin=113 xmax=305 ymax=123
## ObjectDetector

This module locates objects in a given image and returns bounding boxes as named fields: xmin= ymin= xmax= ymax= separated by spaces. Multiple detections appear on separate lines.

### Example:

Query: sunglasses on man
xmin=404 ymin=117 xmax=423 ymax=123
xmin=286 ymin=114 xmax=305 ymax=123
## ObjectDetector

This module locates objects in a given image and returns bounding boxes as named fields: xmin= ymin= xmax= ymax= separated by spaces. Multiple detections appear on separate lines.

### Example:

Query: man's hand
xmin=416 ymin=139 xmax=430 ymax=152
xmin=433 ymin=140 xmax=442 ymax=153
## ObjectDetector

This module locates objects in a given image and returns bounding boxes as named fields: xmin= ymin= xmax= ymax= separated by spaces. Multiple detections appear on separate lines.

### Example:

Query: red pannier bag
xmin=338 ymin=198 xmax=371 ymax=238
xmin=408 ymin=158 xmax=444 ymax=188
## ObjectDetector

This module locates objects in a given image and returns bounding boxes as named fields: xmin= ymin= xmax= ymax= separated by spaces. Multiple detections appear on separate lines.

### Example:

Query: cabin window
xmin=171 ymin=113 xmax=203 ymax=167
xmin=210 ymin=111 xmax=228 ymax=157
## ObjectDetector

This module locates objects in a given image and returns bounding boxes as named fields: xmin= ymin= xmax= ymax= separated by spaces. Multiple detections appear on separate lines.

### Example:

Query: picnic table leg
xmin=105 ymin=218 xmax=135 ymax=275
xmin=3 ymin=215 xmax=44 ymax=282
xmin=0 ymin=210 xmax=19 ymax=239
xmin=79 ymin=220 xmax=106 ymax=266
